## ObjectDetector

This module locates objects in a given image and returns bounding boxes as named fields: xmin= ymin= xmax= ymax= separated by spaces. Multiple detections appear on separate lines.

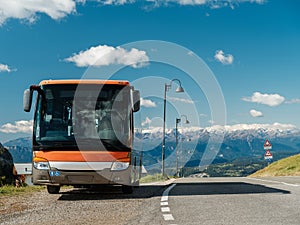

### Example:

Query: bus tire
xmin=122 ymin=185 xmax=133 ymax=194
xmin=47 ymin=185 xmax=60 ymax=194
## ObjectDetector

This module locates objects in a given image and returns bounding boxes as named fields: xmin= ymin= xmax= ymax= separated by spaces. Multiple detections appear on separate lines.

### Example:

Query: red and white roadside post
xmin=264 ymin=139 xmax=273 ymax=165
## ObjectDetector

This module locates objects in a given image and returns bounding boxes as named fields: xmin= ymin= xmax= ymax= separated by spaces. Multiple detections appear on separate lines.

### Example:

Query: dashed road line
xmin=163 ymin=214 xmax=175 ymax=221
xmin=161 ymin=196 xmax=168 ymax=202
xmin=161 ymin=183 xmax=176 ymax=222
xmin=161 ymin=207 xmax=171 ymax=212
xmin=161 ymin=202 xmax=169 ymax=206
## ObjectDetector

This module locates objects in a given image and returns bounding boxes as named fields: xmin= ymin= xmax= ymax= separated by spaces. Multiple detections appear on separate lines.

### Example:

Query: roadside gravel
xmin=0 ymin=183 xmax=169 ymax=225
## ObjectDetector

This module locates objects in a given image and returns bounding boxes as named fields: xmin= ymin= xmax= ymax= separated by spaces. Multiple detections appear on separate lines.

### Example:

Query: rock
xmin=0 ymin=142 xmax=14 ymax=185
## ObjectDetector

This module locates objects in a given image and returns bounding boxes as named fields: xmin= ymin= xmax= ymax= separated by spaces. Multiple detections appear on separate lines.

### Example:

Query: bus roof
xmin=39 ymin=80 xmax=130 ymax=86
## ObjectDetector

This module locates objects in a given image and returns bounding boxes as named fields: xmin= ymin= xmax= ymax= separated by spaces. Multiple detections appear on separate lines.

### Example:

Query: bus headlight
xmin=34 ymin=162 xmax=50 ymax=170
xmin=33 ymin=157 xmax=50 ymax=170
xmin=111 ymin=162 xmax=129 ymax=171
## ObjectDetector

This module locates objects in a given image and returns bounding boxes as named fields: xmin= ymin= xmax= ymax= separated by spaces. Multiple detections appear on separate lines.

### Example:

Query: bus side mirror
xmin=132 ymin=90 xmax=140 ymax=112
xmin=23 ymin=89 xmax=33 ymax=112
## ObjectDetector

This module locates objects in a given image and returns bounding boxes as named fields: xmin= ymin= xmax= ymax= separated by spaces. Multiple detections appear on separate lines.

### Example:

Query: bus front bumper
xmin=32 ymin=167 xmax=132 ymax=186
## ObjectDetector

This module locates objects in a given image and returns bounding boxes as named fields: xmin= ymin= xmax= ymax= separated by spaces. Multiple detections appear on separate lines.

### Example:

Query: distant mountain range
xmin=3 ymin=123 xmax=300 ymax=175
xmin=4 ymin=137 xmax=32 ymax=163
xmin=137 ymin=123 xmax=300 ymax=173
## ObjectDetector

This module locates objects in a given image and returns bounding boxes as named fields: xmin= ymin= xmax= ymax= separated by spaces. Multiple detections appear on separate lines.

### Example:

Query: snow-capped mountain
xmin=136 ymin=123 xmax=300 ymax=172
xmin=136 ymin=123 xmax=300 ymax=142
xmin=4 ymin=137 xmax=32 ymax=163
xmin=4 ymin=123 xmax=300 ymax=168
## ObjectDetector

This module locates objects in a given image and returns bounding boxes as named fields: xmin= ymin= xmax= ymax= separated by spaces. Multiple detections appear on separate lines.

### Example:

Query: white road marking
xmin=247 ymin=177 xmax=299 ymax=187
xmin=161 ymin=207 xmax=171 ymax=212
xmin=163 ymin=214 xmax=175 ymax=221
xmin=161 ymin=184 xmax=176 ymax=202
xmin=160 ymin=184 xmax=176 ymax=222
xmin=161 ymin=196 xmax=168 ymax=202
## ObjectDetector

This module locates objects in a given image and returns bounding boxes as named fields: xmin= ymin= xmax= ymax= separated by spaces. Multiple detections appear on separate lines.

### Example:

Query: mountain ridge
xmin=3 ymin=123 xmax=300 ymax=177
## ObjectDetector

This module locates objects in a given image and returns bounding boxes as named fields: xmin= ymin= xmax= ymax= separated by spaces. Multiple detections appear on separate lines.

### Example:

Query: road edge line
xmin=246 ymin=177 xmax=299 ymax=187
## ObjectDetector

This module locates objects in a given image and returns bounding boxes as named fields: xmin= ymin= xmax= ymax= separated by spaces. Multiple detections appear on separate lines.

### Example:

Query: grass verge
xmin=140 ymin=174 xmax=173 ymax=183
xmin=249 ymin=154 xmax=300 ymax=177
xmin=0 ymin=185 xmax=45 ymax=196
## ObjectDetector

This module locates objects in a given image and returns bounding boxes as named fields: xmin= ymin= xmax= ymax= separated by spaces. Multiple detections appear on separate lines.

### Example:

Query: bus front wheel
xmin=47 ymin=185 xmax=60 ymax=194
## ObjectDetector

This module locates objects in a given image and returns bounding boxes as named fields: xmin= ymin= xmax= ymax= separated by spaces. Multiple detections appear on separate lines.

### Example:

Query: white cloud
xmin=250 ymin=0 xmax=265 ymax=4
xmin=250 ymin=109 xmax=263 ymax=117
xmin=141 ymin=117 xmax=164 ymax=128
xmin=242 ymin=92 xmax=285 ymax=107
xmin=141 ymin=98 xmax=157 ymax=108
xmin=214 ymin=50 xmax=234 ymax=65
xmin=0 ymin=120 xmax=33 ymax=134
xmin=0 ymin=63 xmax=15 ymax=73
xmin=142 ymin=117 xmax=152 ymax=126
xmin=102 ymin=0 xmax=135 ymax=5
xmin=173 ymin=0 xmax=206 ymax=5
xmin=208 ymin=120 xmax=215 ymax=125
xmin=145 ymin=0 xmax=266 ymax=8
xmin=168 ymin=97 xmax=194 ymax=104
xmin=187 ymin=51 xmax=194 ymax=56
xmin=65 ymin=45 xmax=149 ymax=68
xmin=0 ymin=0 xmax=267 ymax=26
xmin=0 ymin=0 xmax=77 ymax=26
xmin=285 ymin=99 xmax=300 ymax=104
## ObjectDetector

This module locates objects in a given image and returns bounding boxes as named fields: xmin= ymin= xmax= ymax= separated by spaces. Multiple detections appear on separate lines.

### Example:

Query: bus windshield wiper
xmin=35 ymin=141 xmax=78 ymax=150
xmin=74 ymin=138 xmax=119 ymax=150
xmin=100 ymin=139 xmax=130 ymax=151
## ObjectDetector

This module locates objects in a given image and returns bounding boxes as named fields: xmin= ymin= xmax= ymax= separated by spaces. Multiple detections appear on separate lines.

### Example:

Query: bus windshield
xmin=33 ymin=84 xmax=131 ymax=151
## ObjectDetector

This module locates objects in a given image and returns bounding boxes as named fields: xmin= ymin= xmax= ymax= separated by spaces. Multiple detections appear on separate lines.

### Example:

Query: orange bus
xmin=23 ymin=80 xmax=141 ymax=194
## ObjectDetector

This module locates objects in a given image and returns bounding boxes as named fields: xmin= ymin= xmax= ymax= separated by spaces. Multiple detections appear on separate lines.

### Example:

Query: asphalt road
xmin=127 ymin=177 xmax=300 ymax=225
xmin=1 ymin=177 xmax=299 ymax=225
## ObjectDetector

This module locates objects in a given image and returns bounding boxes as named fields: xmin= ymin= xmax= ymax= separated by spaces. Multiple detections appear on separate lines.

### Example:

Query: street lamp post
xmin=175 ymin=115 xmax=189 ymax=177
xmin=162 ymin=79 xmax=184 ymax=177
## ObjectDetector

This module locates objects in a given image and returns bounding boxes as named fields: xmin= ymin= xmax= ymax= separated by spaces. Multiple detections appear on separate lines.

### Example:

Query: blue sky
xmin=0 ymin=0 xmax=300 ymax=142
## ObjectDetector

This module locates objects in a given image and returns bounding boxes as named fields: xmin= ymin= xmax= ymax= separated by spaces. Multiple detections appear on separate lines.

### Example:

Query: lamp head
xmin=176 ymin=86 xmax=184 ymax=93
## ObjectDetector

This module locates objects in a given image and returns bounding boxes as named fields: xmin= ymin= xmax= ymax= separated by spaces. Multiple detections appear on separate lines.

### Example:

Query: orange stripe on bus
xmin=34 ymin=151 xmax=130 ymax=162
